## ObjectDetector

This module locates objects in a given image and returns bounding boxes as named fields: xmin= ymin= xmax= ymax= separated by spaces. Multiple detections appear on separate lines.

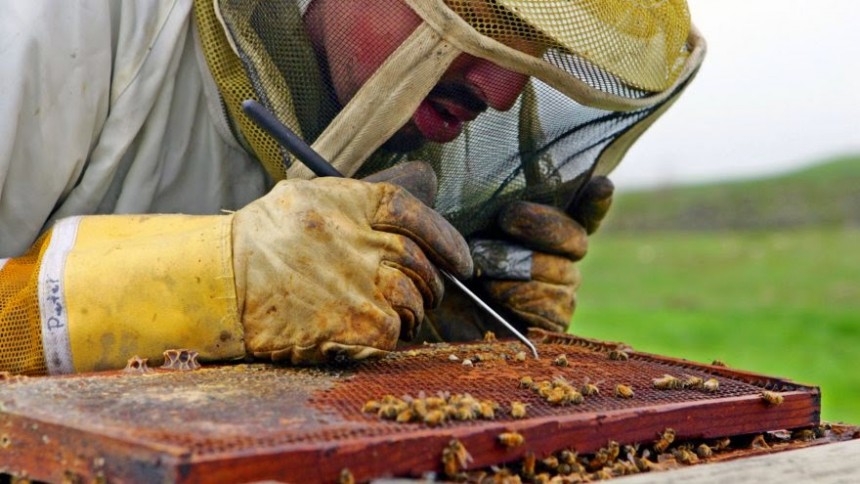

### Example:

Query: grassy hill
xmin=602 ymin=154 xmax=860 ymax=232
xmin=573 ymin=155 xmax=860 ymax=423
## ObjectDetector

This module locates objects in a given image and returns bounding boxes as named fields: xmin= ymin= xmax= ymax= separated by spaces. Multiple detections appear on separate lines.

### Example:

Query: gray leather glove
xmin=415 ymin=176 xmax=613 ymax=342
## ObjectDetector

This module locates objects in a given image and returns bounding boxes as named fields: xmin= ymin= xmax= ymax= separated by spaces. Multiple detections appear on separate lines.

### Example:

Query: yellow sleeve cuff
xmin=56 ymin=214 xmax=244 ymax=373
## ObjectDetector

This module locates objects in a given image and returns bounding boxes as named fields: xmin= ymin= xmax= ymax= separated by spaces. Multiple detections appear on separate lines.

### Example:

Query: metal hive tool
xmin=0 ymin=329 xmax=820 ymax=482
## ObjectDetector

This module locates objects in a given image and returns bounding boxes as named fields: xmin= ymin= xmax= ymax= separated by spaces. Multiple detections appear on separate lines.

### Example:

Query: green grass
xmin=574 ymin=227 xmax=860 ymax=424
xmin=603 ymin=154 xmax=860 ymax=232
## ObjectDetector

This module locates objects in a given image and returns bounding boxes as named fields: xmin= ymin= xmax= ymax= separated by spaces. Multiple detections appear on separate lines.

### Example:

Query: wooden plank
xmin=614 ymin=439 xmax=860 ymax=484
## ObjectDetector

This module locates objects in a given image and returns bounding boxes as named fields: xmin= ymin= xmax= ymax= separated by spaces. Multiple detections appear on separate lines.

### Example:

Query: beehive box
xmin=0 ymin=330 xmax=820 ymax=482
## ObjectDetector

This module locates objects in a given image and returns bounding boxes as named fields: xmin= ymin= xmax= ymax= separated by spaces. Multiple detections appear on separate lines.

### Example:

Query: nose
xmin=464 ymin=57 xmax=530 ymax=112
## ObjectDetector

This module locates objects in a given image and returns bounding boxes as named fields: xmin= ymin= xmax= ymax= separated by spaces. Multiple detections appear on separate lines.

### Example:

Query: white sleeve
xmin=0 ymin=1 xmax=114 ymax=257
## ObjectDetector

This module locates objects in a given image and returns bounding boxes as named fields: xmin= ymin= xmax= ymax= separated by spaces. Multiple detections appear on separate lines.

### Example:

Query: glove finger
xmin=497 ymin=201 xmax=587 ymax=261
xmin=361 ymin=160 xmax=438 ymax=207
xmin=567 ymin=176 xmax=614 ymax=235
xmin=266 ymin=342 xmax=390 ymax=365
xmin=483 ymin=279 xmax=575 ymax=333
xmin=380 ymin=234 xmax=445 ymax=307
xmin=377 ymin=263 xmax=426 ymax=340
xmin=531 ymin=252 xmax=580 ymax=286
xmin=372 ymin=183 xmax=473 ymax=279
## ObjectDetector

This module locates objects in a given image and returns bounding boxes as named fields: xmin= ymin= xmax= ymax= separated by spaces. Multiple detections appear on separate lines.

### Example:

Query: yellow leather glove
xmin=233 ymin=172 xmax=472 ymax=363
xmin=416 ymin=176 xmax=613 ymax=342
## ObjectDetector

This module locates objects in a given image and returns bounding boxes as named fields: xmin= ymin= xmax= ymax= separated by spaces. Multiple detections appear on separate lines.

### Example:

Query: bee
xmin=594 ymin=468 xmax=613 ymax=480
xmin=608 ymin=350 xmax=629 ymax=361
xmin=580 ymin=380 xmax=600 ymax=397
xmin=396 ymin=409 xmax=414 ymax=423
xmin=631 ymin=454 xmax=653 ymax=472
xmin=696 ymin=443 xmax=713 ymax=458
xmin=566 ymin=389 xmax=584 ymax=405
xmin=711 ymin=437 xmax=731 ymax=451
xmin=442 ymin=439 xmax=472 ymax=478
xmin=559 ymin=449 xmax=578 ymax=465
xmin=514 ymin=351 xmax=527 ymax=362
xmin=533 ymin=473 xmax=551 ymax=484
xmin=448 ymin=354 xmax=459 ymax=361
xmin=510 ymin=401 xmax=528 ymax=419
xmin=652 ymin=374 xmax=683 ymax=390
xmin=519 ymin=376 xmax=535 ymax=389
xmin=554 ymin=354 xmax=569 ymax=367
xmin=653 ymin=428 xmax=676 ymax=453
xmin=614 ymin=384 xmax=634 ymax=399
xmin=604 ymin=441 xmax=620 ymax=462
xmin=541 ymin=455 xmax=559 ymax=470
xmin=703 ymin=378 xmax=720 ymax=393
xmin=546 ymin=386 xmax=568 ymax=405
xmin=423 ymin=409 xmax=446 ymax=426
xmin=498 ymin=431 xmax=525 ymax=448
xmin=536 ymin=381 xmax=554 ymax=398
xmin=479 ymin=400 xmax=498 ymax=419
xmin=473 ymin=352 xmax=493 ymax=362
xmin=361 ymin=400 xmax=381 ymax=414
xmin=761 ymin=390 xmax=784 ymax=406
xmin=673 ymin=448 xmax=699 ymax=465
xmin=587 ymin=441 xmax=619 ymax=471
xmin=378 ymin=403 xmax=404 ymax=420
xmin=711 ymin=359 xmax=727 ymax=367
xmin=425 ymin=396 xmax=446 ymax=409
xmin=454 ymin=406 xmax=476 ymax=421
xmin=612 ymin=461 xmax=639 ymax=476
xmin=411 ymin=399 xmax=428 ymax=419
xmin=684 ymin=375 xmax=704 ymax=390
xmin=792 ymin=429 xmax=816 ymax=441
xmin=521 ymin=450 xmax=536 ymax=477
xmin=462 ymin=358 xmax=473 ymax=367
xmin=483 ymin=331 xmax=497 ymax=342
xmin=338 ymin=468 xmax=355 ymax=484
xmin=750 ymin=434 xmax=770 ymax=449
xmin=557 ymin=462 xmax=573 ymax=475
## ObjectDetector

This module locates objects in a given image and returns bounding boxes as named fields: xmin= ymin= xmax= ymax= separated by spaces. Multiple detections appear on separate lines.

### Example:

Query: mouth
xmin=411 ymin=84 xmax=487 ymax=144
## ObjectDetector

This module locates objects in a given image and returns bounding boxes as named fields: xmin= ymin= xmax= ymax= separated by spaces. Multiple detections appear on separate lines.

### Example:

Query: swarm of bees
xmin=761 ymin=390 xmax=785 ymax=406
xmin=651 ymin=373 xmax=720 ymax=394
xmin=521 ymin=376 xmax=586 ymax=406
xmin=441 ymin=424 xmax=827 ymax=483
xmin=362 ymin=393 xmax=502 ymax=426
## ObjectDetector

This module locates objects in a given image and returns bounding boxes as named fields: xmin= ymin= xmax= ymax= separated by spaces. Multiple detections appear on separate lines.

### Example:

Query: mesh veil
xmin=195 ymin=0 xmax=704 ymax=237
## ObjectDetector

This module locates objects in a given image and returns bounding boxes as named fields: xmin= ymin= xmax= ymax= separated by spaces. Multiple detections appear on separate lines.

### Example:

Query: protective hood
xmin=195 ymin=0 xmax=705 ymax=236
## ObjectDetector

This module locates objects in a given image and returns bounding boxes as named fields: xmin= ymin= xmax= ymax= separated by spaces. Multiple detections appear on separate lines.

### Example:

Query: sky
xmin=612 ymin=0 xmax=860 ymax=189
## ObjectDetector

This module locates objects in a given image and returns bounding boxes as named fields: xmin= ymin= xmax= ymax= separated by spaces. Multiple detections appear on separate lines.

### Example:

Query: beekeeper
xmin=0 ymin=0 xmax=704 ymax=375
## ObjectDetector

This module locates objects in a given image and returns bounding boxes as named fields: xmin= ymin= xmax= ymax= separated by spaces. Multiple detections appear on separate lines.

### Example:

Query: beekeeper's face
xmin=305 ymin=0 xmax=533 ymax=151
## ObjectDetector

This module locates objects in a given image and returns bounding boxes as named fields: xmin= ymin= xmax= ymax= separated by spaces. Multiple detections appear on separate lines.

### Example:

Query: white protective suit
xmin=0 ymin=0 xmax=268 ymax=258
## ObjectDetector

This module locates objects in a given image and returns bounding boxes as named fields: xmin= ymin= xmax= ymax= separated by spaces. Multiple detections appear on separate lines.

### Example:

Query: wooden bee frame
xmin=0 ymin=329 xmax=820 ymax=482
